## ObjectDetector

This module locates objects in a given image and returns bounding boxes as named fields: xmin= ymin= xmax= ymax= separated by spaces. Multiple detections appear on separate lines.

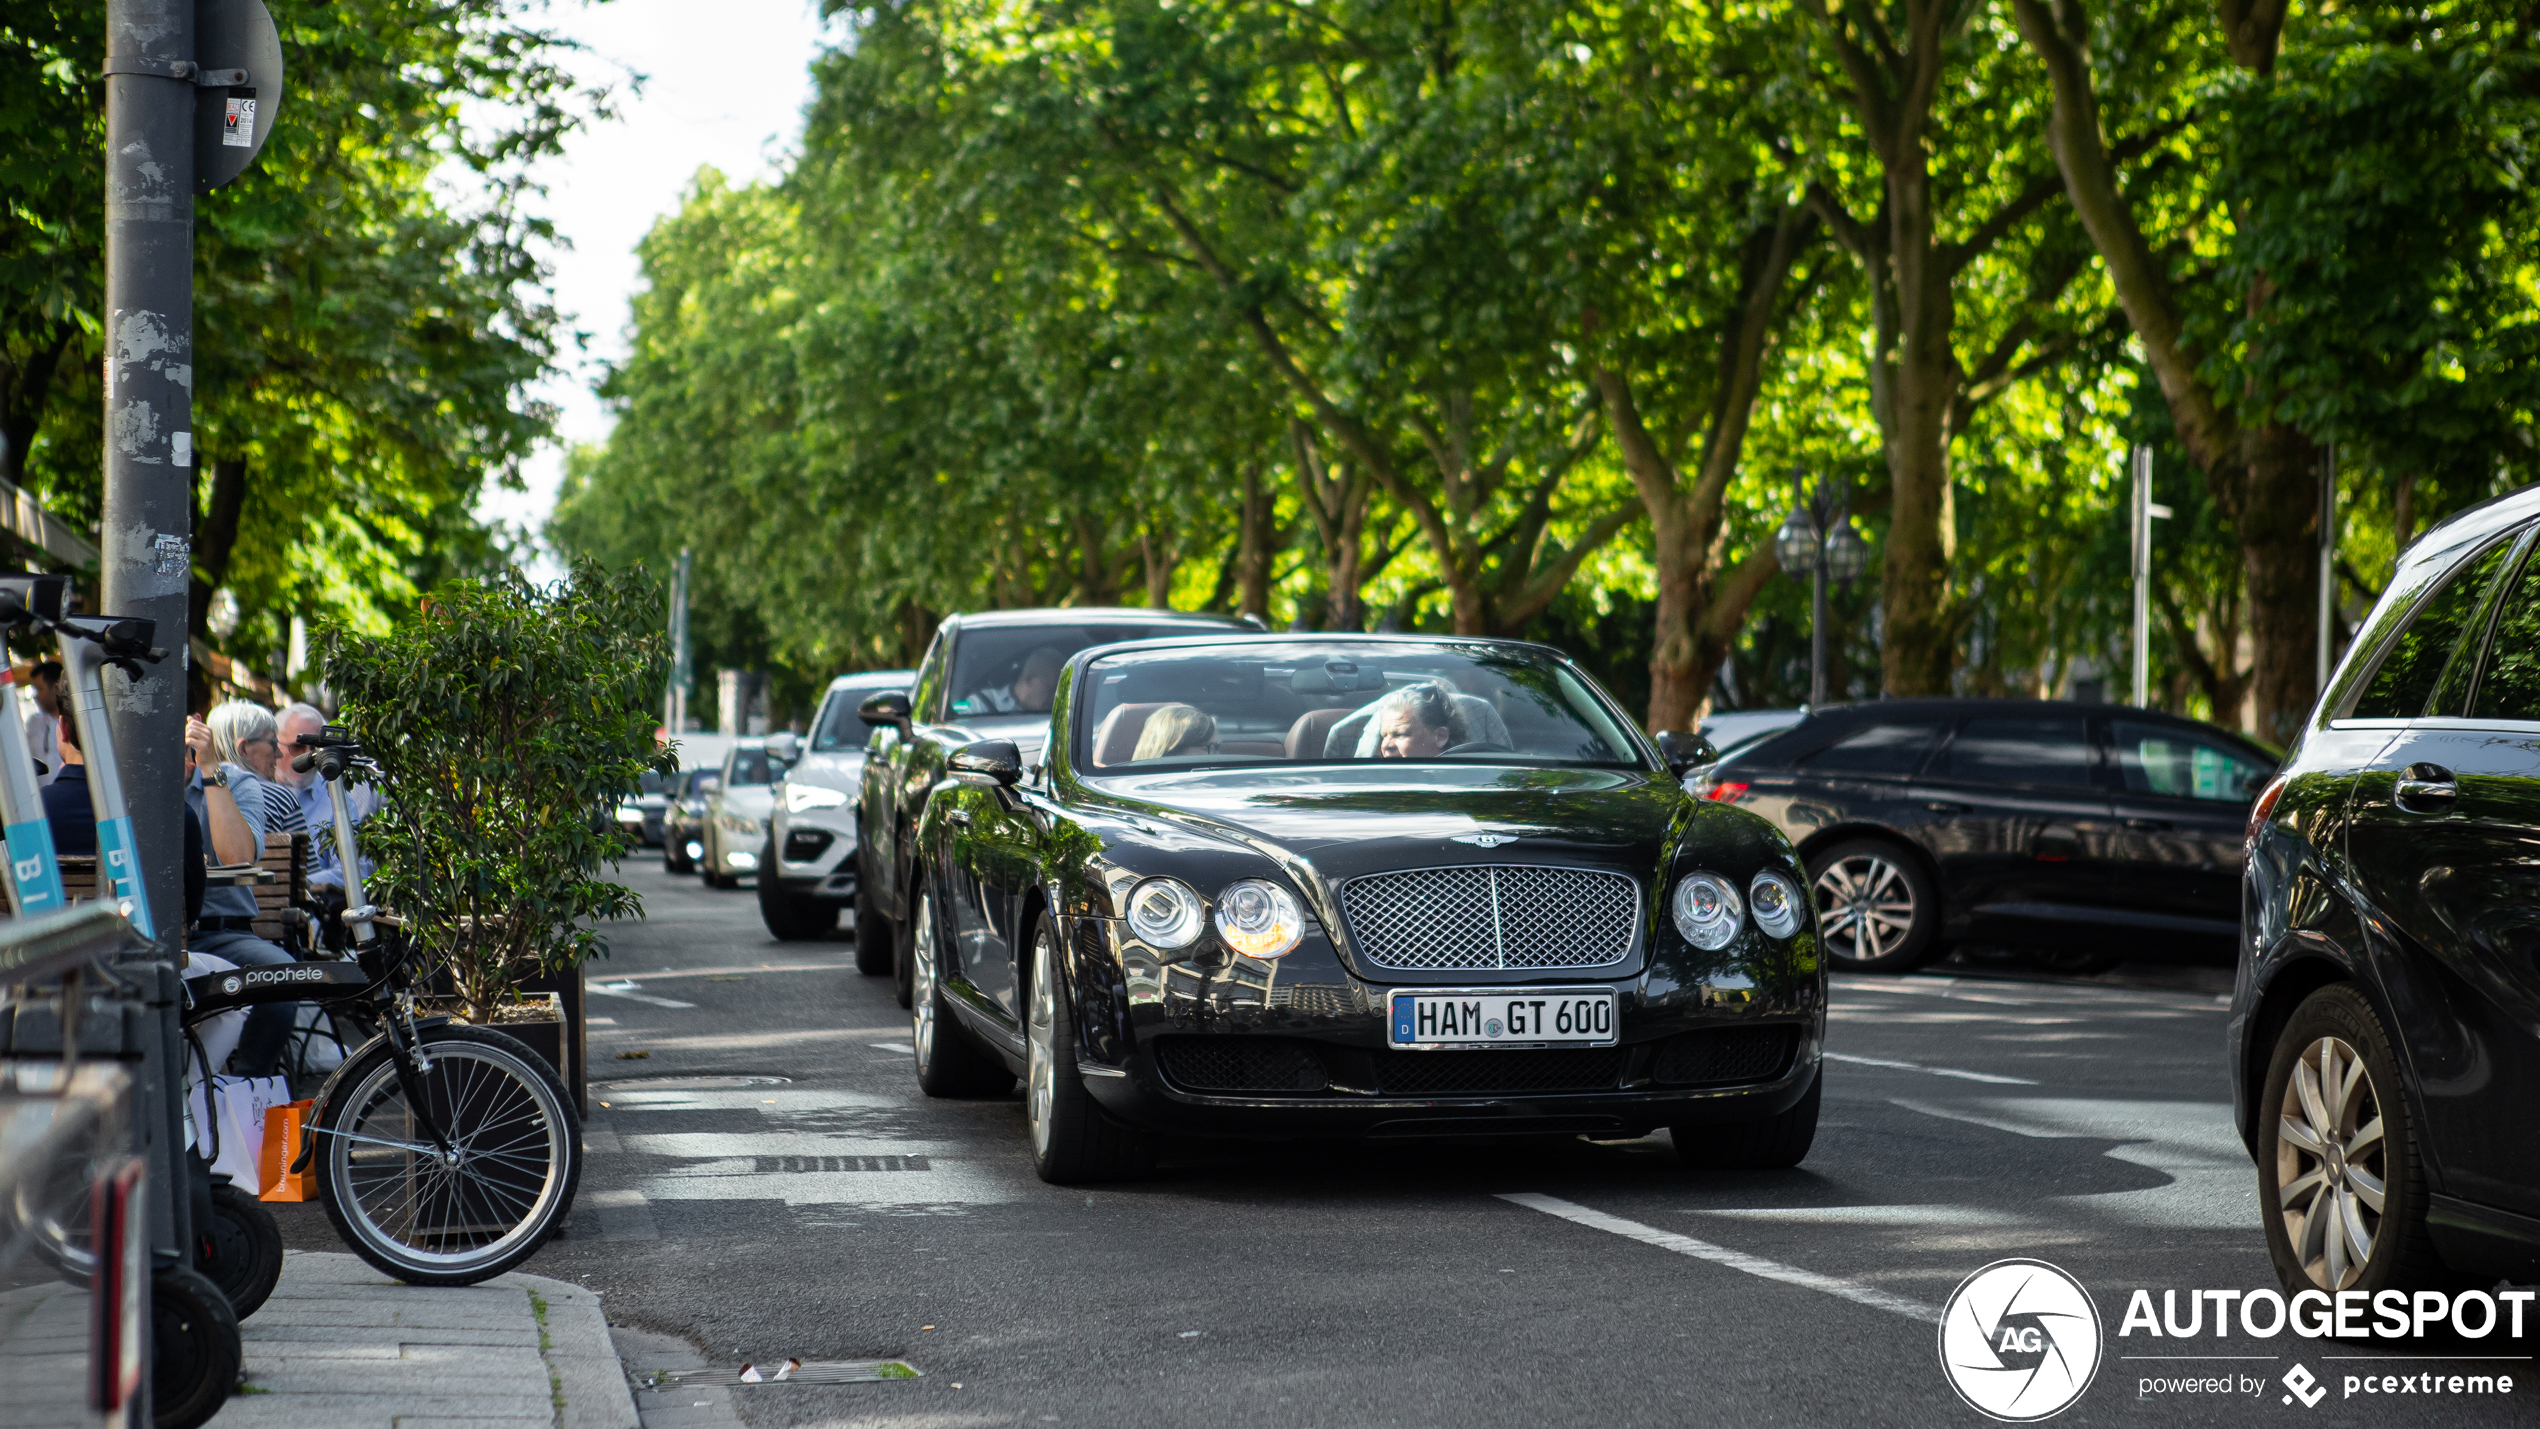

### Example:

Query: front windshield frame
xmin=1061 ymin=638 xmax=1656 ymax=776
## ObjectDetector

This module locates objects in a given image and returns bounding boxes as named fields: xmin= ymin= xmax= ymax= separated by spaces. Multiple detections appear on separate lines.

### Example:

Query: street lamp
xmin=1774 ymin=477 xmax=1871 ymax=706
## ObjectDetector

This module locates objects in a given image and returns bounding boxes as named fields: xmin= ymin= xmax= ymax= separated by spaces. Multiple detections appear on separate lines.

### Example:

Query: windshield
xmin=812 ymin=688 xmax=888 ymax=752
xmin=950 ymin=622 xmax=1232 ymax=719
xmin=726 ymin=748 xmax=787 ymax=786
xmin=1074 ymin=641 xmax=1644 ymax=771
xmin=682 ymin=770 xmax=720 ymax=797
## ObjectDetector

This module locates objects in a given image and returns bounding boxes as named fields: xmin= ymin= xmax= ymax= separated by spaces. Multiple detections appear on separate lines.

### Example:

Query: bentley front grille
xmin=1341 ymin=865 xmax=1637 ymax=972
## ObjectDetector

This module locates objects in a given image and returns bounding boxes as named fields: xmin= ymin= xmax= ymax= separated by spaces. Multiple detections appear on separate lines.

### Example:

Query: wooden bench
xmin=54 ymin=830 xmax=309 ymax=954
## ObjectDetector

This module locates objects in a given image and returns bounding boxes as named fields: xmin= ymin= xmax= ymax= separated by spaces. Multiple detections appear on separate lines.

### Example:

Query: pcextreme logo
xmin=1939 ymin=1259 xmax=2104 ymax=1422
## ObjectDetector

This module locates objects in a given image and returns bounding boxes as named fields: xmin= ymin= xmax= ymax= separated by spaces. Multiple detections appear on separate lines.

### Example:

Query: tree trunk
xmin=1235 ymin=464 xmax=1274 ymax=621
xmin=189 ymin=455 xmax=250 ymax=645
xmin=1140 ymin=524 xmax=1174 ymax=609
xmin=1877 ymin=172 xmax=1960 ymax=697
xmin=2237 ymin=424 xmax=2320 ymax=744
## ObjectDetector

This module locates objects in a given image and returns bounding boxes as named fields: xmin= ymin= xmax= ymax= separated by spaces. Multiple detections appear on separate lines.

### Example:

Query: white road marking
xmin=591 ymin=981 xmax=697 ymax=1009
xmin=1498 ymin=1193 xmax=1939 ymax=1323
xmin=1826 ymin=1051 xmax=2036 ymax=1085
xmin=586 ymin=960 xmax=858 ymax=983
xmin=1890 ymin=1096 xmax=2257 ymax=1229
xmin=871 ymin=1042 xmax=914 ymax=1053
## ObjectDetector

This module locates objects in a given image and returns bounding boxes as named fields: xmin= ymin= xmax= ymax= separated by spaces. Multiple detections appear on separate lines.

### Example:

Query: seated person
xmin=1131 ymin=703 xmax=1216 ymax=761
xmin=175 ymin=714 xmax=303 ymax=1079
xmin=1370 ymin=684 xmax=1461 ymax=759
xmin=960 ymin=646 xmax=1065 ymax=716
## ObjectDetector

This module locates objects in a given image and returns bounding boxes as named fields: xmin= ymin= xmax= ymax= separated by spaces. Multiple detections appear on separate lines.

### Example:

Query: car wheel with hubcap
xmin=1674 ymin=1066 xmax=1819 ymax=1169
xmin=1023 ymin=915 xmax=1154 ymax=1184
xmin=1806 ymin=840 xmax=1939 ymax=972
xmin=910 ymin=887 xmax=1010 ymax=1097
xmin=2258 ymin=984 xmax=2454 ymax=1298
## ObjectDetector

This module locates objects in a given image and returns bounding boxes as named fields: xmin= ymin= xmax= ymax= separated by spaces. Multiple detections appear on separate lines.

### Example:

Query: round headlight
xmin=1125 ymin=877 xmax=1205 ymax=949
xmin=1213 ymin=879 xmax=1304 ymax=959
xmin=1749 ymin=871 xmax=1803 ymax=939
xmin=1670 ymin=871 xmax=1745 ymax=951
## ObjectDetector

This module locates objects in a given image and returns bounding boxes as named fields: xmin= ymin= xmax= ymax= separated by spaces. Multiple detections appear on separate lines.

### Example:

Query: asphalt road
xmin=273 ymin=860 xmax=2536 ymax=1427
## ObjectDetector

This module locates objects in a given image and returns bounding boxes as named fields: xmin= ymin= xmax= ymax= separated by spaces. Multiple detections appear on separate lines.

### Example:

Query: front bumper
xmin=767 ymin=803 xmax=859 ymax=902
xmin=1060 ymin=913 xmax=1824 ymax=1142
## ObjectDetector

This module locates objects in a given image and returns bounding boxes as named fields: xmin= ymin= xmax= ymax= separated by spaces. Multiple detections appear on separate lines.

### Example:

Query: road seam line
xmin=1497 ymin=1193 xmax=1939 ymax=1323
xmin=1824 ymin=1051 xmax=2037 ymax=1085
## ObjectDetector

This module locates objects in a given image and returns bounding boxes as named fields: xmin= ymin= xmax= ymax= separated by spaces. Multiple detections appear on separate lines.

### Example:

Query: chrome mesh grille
xmin=1341 ymin=865 xmax=1637 ymax=972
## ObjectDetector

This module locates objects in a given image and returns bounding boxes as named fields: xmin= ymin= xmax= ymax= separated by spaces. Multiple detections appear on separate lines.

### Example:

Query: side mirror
xmin=857 ymin=689 xmax=912 ymax=731
xmin=1655 ymin=729 xmax=1719 ymax=776
xmin=949 ymin=739 xmax=1022 ymax=787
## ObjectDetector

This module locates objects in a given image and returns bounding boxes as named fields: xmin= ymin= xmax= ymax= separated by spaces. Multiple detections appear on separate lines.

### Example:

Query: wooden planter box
xmin=515 ymin=964 xmax=588 ymax=1117
xmin=463 ymin=991 xmax=580 ymax=1114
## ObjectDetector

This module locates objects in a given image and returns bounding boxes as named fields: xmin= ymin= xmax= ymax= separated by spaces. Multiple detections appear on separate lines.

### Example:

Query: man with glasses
xmin=278 ymin=700 xmax=376 ymax=890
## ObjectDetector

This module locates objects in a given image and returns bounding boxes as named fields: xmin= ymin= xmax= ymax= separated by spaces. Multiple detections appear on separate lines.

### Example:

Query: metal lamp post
xmin=1774 ymin=478 xmax=1871 ymax=706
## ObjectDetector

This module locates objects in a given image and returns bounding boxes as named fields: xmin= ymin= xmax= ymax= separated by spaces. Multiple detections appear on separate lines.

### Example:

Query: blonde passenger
xmin=1132 ymin=704 xmax=1217 ymax=761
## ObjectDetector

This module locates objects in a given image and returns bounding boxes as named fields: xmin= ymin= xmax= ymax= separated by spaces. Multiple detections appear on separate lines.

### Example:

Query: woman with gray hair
xmin=206 ymin=700 xmax=303 ymax=838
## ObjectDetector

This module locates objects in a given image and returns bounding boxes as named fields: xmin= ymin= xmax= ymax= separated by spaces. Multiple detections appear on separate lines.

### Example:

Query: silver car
xmin=759 ymin=670 xmax=915 ymax=939
xmin=701 ymin=736 xmax=795 ymax=889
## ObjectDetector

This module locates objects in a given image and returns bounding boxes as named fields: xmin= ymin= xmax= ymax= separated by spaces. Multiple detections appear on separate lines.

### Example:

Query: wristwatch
xmin=205 ymin=768 xmax=227 ymax=789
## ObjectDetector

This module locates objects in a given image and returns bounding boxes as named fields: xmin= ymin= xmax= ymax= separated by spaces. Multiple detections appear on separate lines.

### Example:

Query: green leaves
xmin=323 ymin=559 xmax=676 ymax=1016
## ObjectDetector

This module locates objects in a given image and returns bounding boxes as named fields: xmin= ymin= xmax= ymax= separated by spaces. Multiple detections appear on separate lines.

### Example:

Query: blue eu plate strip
xmin=3 ymin=819 xmax=63 ymax=914
xmin=1391 ymin=993 xmax=1415 ymax=1044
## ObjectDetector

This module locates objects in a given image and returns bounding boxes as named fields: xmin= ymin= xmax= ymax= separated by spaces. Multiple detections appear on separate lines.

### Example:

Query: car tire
xmin=892 ymin=876 xmax=918 ymax=1009
xmin=1674 ymin=1067 xmax=1819 ymax=1170
xmin=663 ymin=835 xmax=687 ymax=874
xmin=1806 ymin=839 xmax=1940 ymax=973
xmin=757 ymin=846 xmax=835 ymax=941
xmin=2257 ymin=984 xmax=2457 ymax=1299
xmin=909 ymin=887 xmax=1012 ymax=1098
xmin=1023 ymin=914 xmax=1154 ymax=1184
xmin=853 ymin=893 xmax=893 ymax=977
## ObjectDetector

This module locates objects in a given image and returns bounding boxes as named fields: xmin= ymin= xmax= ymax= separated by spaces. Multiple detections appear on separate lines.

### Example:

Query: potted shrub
xmin=323 ymin=560 xmax=674 ymax=1109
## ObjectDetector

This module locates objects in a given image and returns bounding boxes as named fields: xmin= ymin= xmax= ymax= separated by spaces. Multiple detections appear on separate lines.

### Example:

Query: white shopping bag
xmin=188 ymin=1073 xmax=289 ymax=1193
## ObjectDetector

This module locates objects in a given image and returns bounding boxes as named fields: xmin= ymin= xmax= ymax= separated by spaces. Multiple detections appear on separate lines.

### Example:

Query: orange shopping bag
xmin=260 ymin=1099 xmax=317 ymax=1202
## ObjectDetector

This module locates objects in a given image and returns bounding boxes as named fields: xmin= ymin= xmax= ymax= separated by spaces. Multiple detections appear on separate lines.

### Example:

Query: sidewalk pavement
xmin=213 ymin=1249 xmax=639 ymax=1429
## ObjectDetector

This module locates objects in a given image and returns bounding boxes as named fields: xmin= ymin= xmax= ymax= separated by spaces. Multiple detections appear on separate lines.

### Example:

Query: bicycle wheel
xmin=313 ymin=1024 xmax=581 ymax=1285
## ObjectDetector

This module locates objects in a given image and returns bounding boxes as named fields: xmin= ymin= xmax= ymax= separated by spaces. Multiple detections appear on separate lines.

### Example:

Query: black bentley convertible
xmin=889 ymin=634 xmax=1827 ymax=1183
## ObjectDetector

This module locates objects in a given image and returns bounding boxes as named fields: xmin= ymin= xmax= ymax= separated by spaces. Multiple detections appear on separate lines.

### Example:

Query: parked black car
xmin=1695 ymin=699 xmax=2276 ymax=974
xmin=2237 ymin=483 xmax=2540 ymax=1294
xmin=854 ymin=608 xmax=1254 ymax=997
xmin=897 ymin=633 xmax=1822 ymax=1184
xmin=614 ymin=768 xmax=670 ymax=846
xmin=662 ymin=767 xmax=720 ymax=874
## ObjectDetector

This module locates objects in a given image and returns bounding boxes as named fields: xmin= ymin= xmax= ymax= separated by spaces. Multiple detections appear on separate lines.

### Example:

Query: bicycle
xmin=180 ymin=728 xmax=582 ymax=1285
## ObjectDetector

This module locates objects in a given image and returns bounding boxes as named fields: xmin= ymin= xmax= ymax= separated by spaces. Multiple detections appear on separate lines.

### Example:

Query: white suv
xmin=759 ymin=669 xmax=916 ymax=940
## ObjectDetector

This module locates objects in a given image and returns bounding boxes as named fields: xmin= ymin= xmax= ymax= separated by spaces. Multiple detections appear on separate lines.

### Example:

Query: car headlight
xmin=1214 ymin=879 xmax=1304 ymax=959
xmin=785 ymin=783 xmax=850 ymax=813
xmin=1125 ymin=877 xmax=1204 ymax=949
xmin=1748 ymin=871 xmax=1803 ymax=939
xmin=1670 ymin=871 xmax=1744 ymax=951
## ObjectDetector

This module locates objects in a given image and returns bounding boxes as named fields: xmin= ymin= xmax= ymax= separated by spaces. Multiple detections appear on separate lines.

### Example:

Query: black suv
xmin=853 ymin=608 xmax=1252 ymax=1001
xmin=1698 ymin=699 xmax=2276 ymax=974
xmin=2238 ymin=483 xmax=2540 ymax=1294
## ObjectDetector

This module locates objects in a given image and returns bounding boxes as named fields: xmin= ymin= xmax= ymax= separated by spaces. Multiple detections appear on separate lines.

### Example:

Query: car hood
xmin=717 ymin=785 xmax=777 ymax=816
xmin=787 ymin=750 xmax=865 ymax=791
xmin=1076 ymin=764 xmax=1686 ymax=887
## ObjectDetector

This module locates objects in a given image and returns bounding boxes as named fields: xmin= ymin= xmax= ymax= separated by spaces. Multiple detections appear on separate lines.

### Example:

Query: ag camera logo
xmin=1939 ymin=1258 xmax=2103 ymax=1421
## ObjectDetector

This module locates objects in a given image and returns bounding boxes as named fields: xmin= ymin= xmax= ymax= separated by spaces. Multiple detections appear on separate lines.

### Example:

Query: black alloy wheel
xmin=1674 ymin=1067 xmax=1820 ymax=1169
xmin=853 ymin=883 xmax=893 ymax=977
xmin=198 ymin=1181 xmax=283 ymax=1320
xmin=2257 ymin=985 xmax=2455 ymax=1299
xmin=662 ymin=828 xmax=688 ymax=873
xmin=1023 ymin=914 xmax=1155 ymax=1184
xmin=151 ymin=1263 xmax=242 ymax=1429
xmin=1806 ymin=839 xmax=1941 ymax=972
xmin=892 ymin=876 xmax=918 ymax=1009
xmin=909 ymin=887 xmax=1011 ymax=1097
xmin=757 ymin=843 xmax=836 ymax=941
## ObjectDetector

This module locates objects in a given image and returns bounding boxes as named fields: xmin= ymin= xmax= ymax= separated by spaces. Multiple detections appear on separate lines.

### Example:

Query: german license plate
xmin=1387 ymin=989 xmax=1618 ymax=1049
